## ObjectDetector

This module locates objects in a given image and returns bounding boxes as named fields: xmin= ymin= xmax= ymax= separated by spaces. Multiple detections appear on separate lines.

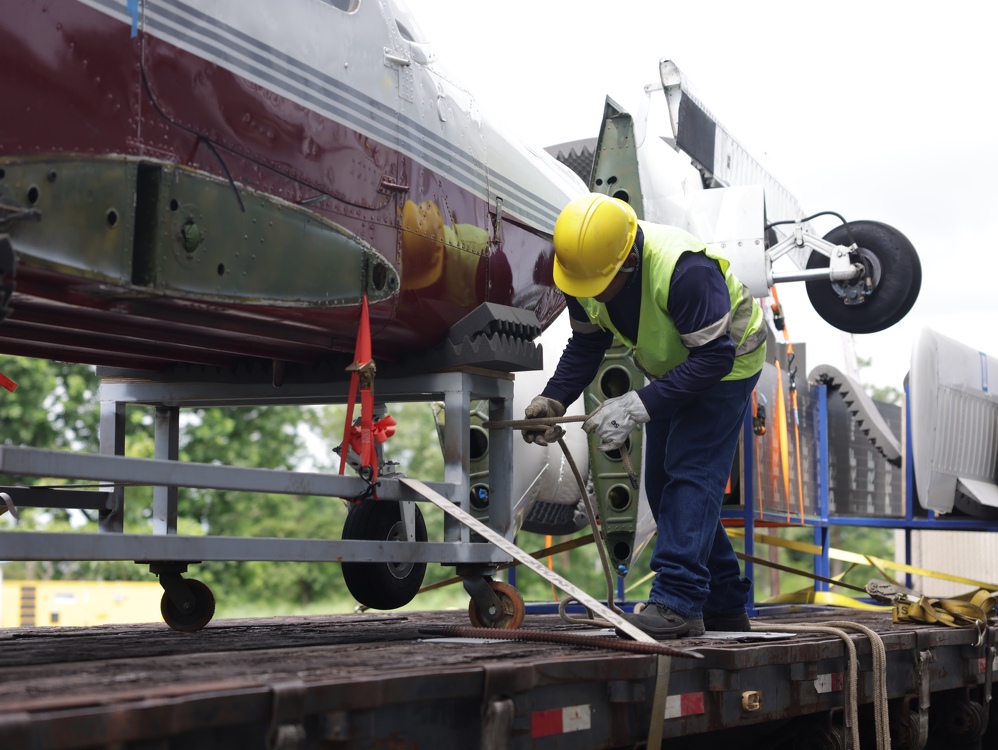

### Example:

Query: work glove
xmin=522 ymin=395 xmax=566 ymax=446
xmin=582 ymin=391 xmax=650 ymax=453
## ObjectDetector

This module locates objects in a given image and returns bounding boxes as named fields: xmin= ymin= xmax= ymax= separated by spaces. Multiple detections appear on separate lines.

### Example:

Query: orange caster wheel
xmin=468 ymin=580 xmax=525 ymax=630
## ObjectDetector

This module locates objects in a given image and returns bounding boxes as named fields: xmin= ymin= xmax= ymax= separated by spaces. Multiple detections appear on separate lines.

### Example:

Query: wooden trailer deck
xmin=0 ymin=608 xmax=993 ymax=749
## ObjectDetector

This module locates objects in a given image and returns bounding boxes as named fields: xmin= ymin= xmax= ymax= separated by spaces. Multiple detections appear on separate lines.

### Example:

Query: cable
xmin=765 ymin=211 xmax=859 ymax=250
xmin=765 ymin=210 xmax=850 ymax=230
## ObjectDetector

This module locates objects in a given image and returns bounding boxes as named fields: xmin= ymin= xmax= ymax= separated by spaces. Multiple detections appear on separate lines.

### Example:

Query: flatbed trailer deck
xmin=0 ymin=609 xmax=993 ymax=749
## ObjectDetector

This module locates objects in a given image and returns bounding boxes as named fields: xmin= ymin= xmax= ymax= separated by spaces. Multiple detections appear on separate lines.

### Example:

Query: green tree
xmin=0 ymin=356 xmax=348 ymax=603
xmin=0 ymin=356 xmax=100 ymax=460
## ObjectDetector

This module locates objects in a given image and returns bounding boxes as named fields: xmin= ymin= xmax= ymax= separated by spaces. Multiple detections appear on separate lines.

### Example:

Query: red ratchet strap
xmin=0 ymin=371 xmax=16 ymax=392
xmin=339 ymin=294 xmax=390 ymax=487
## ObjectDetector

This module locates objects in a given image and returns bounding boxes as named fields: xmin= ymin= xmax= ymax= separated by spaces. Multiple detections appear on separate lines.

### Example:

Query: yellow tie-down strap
xmin=895 ymin=592 xmax=995 ymax=628
xmin=725 ymin=528 xmax=998 ymax=627
xmin=866 ymin=580 xmax=997 ymax=631
xmin=726 ymin=528 xmax=998 ymax=592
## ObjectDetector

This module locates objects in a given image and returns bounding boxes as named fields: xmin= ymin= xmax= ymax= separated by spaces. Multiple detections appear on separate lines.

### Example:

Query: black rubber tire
xmin=341 ymin=501 xmax=427 ymax=610
xmin=160 ymin=578 xmax=216 ymax=632
xmin=792 ymin=721 xmax=847 ymax=750
xmin=804 ymin=220 xmax=921 ymax=334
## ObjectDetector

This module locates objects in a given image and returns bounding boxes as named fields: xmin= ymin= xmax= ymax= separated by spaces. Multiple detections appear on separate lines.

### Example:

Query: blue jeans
xmin=645 ymin=371 xmax=759 ymax=619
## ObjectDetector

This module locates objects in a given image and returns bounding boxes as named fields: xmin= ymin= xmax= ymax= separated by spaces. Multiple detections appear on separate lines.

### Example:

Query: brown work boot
xmin=615 ymin=603 xmax=705 ymax=640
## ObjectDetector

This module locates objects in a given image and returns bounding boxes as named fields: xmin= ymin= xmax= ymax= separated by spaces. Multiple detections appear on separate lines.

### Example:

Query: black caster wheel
xmin=160 ymin=578 xmax=215 ymax=632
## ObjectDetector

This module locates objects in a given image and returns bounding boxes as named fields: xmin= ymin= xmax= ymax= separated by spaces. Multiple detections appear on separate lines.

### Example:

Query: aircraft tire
xmin=341 ymin=500 xmax=427 ymax=610
xmin=804 ymin=220 xmax=921 ymax=334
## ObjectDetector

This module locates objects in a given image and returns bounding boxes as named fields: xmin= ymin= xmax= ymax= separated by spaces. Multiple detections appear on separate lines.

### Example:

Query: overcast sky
xmin=403 ymin=0 xmax=997 ymax=391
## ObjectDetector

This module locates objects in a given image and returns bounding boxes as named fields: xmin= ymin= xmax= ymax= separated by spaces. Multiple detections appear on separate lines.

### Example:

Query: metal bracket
xmin=481 ymin=699 xmax=514 ymax=750
xmin=985 ymin=644 xmax=995 ymax=707
xmin=463 ymin=575 xmax=504 ymax=624
xmin=0 ymin=491 xmax=18 ymax=520
xmin=155 ymin=570 xmax=195 ymax=614
xmin=767 ymin=226 xmax=863 ymax=286
xmin=383 ymin=48 xmax=410 ymax=67
xmin=268 ymin=680 xmax=307 ymax=750
xmin=490 ymin=196 xmax=503 ymax=251
xmin=909 ymin=649 xmax=932 ymax=750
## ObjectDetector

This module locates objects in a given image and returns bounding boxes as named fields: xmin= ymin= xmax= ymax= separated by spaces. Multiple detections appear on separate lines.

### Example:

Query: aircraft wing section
xmin=910 ymin=328 xmax=998 ymax=516
xmin=656 ymin=60 xmax=808 ymax=256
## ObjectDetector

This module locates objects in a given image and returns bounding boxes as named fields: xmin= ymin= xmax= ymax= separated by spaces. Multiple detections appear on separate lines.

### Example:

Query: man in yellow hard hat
xmin=523 ymin=193 xmax=766 ymax=639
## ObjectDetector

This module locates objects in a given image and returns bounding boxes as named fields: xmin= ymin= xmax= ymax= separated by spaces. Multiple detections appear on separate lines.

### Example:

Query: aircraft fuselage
xmin=0 ymin=0 xmax=585 ymax=370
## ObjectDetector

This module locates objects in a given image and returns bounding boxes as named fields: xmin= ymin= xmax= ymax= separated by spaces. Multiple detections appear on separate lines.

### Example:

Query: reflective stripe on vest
xmin=579 ymin=222 xmax=765 ymax=382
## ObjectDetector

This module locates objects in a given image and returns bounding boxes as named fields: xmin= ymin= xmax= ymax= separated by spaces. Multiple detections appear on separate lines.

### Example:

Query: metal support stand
xmin=98 ymin=400 xmax=126 ymax=533
xmin=151 ymin=562 xmax=195 ymax=613
xmin=153 ymin=406 xmax=180 ymax=535
xmin=0 ymin=366 xmax=519 ymax=626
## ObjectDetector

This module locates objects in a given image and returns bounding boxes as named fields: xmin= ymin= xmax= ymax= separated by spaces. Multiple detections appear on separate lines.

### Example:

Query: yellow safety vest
xmin=579 ymin=222 xmax=766 ymax=382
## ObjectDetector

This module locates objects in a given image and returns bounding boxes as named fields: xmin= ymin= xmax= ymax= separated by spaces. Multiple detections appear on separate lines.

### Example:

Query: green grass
xmin=214 ymin=582 xmax=472 ymax=620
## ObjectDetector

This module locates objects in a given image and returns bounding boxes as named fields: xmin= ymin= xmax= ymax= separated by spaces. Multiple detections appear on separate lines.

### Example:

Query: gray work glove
xmin=582 ymin=391 xmax=650 ymax=453
xmin=522 ymin=395 xmax=566 ymax=446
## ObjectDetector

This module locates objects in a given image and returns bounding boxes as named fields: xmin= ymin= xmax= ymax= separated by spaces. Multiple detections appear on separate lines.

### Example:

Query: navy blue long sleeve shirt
xmin=540 ymin=241 xmax=737 ymax=418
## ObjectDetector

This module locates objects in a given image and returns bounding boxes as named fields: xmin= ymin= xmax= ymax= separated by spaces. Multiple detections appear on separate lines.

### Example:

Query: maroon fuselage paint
xmin=0 ymin=0 xmax=563 ymax=370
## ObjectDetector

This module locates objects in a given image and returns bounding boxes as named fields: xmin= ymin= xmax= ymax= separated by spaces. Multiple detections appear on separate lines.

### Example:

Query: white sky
xmin=404 ymin=0 xmax=998 ymax=391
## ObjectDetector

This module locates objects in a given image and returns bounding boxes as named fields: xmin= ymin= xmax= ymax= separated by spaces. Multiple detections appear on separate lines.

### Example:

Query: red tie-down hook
xmin=338 ymin=294 xmax=392 ymax=488
xmin=0 ymin=371 xmax=16 ymax=392
xmin=344 ymin=413 xmax=397 ymax=484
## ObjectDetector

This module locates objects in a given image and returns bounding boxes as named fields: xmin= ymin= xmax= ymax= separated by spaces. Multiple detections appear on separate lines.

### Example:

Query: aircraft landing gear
xmin=341 ymin=500 xmax=427 ymax=610
xmin=151 ymin=562 xmax=216 ymax=632
xmin=805 ymin=220 xmax=921 ymax=334
xmin=464 ymin=575 xmax=525 ymax=629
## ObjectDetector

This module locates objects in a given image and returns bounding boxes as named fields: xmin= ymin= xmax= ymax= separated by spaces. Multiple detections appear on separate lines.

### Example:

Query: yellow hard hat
xmin=552 ymin=193 xmax=638 ymax=298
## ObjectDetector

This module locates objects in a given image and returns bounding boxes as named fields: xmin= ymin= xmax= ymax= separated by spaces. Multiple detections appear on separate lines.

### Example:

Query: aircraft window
xmin=322 ymin=0 xmax=359 ymax=11
xmin=396 ymin=21 xmax=415 ymax=42
xmin=389 ymin=0 xmax=429 ymax=44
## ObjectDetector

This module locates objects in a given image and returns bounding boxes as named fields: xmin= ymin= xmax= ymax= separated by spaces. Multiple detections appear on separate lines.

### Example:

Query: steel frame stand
xmin=729 ymin=381 xmax=998 ymax=615
xmin=0 ymin=366 xmax=519 ymax=596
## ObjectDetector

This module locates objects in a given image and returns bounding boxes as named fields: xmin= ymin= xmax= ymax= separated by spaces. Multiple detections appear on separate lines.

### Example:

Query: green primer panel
xmin=0 ymin=157 xmax=136 ymax=283
xmin=1 ymin=156 xmax=398 ymax=307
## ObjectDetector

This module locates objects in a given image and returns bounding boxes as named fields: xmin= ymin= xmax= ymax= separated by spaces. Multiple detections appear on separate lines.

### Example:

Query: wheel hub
xmin=385 ymin=521 xmax=414 ymax=579
xmin=831 ymin=246 xmax=882 ymax=305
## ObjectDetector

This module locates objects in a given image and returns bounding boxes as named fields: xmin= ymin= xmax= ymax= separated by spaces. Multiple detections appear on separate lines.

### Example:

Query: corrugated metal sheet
xmin=898 ymin=529 xmax=998 ymax=598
